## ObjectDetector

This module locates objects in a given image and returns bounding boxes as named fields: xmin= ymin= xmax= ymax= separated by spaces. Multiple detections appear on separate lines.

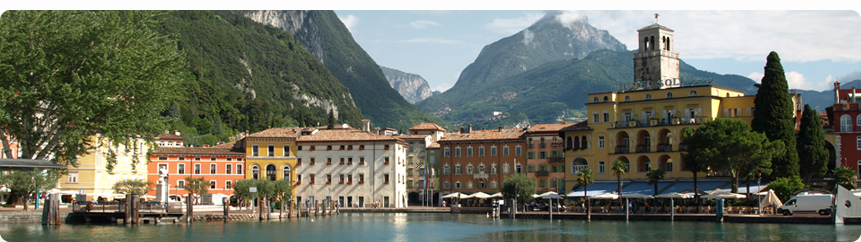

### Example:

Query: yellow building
xmin=243 ymin=128 xmax=299 ymax=187
xmin=57 ymin=135 xmax=150 ymax=201
xmin=560 ymin=22 xmax=798 ymax=195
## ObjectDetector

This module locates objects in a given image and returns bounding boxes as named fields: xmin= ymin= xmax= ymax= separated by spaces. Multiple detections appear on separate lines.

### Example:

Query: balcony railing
xmin=536 ymin=170 xmax=549 ymax=177
xmin=551 ymin=143 xmax=564 ymax=148
xmin=571 ymin=165 xmax=588 ymax=173
xmin=615 ymin=146 xmax=630 ymax=154
xmin=657 ymin=144 xmax=673 ymax=152
xmin=474 ymin=173 xmax=489 ymax=180
xmin=548 ymin=157 xmax=565 ymax=164
xmin=636 ymin=145 xmax=651 ymax=153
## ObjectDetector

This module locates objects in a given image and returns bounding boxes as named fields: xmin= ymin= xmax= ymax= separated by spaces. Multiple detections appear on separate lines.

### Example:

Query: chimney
xmin=498 ymin=126 xmax=503 ymax=132
xmin=362 ymin=119 xmax=371 ymax=132
xmin=835 ymin=79 xmax=841 ymax=104
xmin=460 ymin=126 xmax=465 ymax=133
xmin=202 ymin=144 xmax=210 ymax=148
xmin=173 ymin=130 xmax=180 ymax=136
xmin=164 ymin=130 xmax=169 ymax=134
xmin=468 ymin=124 xmax=472 ymax=133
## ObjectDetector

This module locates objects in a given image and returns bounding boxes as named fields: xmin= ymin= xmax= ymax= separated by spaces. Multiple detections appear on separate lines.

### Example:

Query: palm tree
xmin=646 ymin=169 xmax=666 ymax=195
xmin=611 ymin=159 xmax=627 ymax=207
xmin=577 ymin=167 xmax=594 ymax=219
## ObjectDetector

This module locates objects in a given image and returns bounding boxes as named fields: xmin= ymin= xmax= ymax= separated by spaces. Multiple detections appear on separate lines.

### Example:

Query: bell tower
xmin=633 ymin=15 xmax=680 ymax=89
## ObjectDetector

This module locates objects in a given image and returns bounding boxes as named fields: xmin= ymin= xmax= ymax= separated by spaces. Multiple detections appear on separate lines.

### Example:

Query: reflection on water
xmin=0 ymin=213 xmax=859 ymax=242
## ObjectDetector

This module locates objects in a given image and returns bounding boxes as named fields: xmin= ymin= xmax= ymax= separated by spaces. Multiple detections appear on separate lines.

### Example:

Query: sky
xmin=335 ymin=10 xmax=861 ymax=93
xmin=5 ymin=1 xmax=860 ymax=93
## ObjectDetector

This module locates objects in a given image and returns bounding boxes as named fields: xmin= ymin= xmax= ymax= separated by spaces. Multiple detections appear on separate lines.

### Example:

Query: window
xmin=310 ymin=157 xmax=316 ymax=165
xmin=178 ymin=180 xmax=185 ymax=189
xmin=340 ymin=157 xmax=345 ymax=165
xmin=283 ymin=145 xmax=291 ymax=156
xmin=194 ymin=164 xmax=201 ymax=174
xmin=645 ymin=94 xmax=652 ymax=100
xmin=603 ymin=96 xmax=609 ymax=102
xmin=298 ymin=146 xmax=303 ymax=151
xmin=195 ymin=157 xmax=201 ymax=161
xmin=407 ymin=168 xmax=413 ymax=176
xmin=603 ymin=112 xmax=609 ymax=123
xmin=478 ymin=164 xmax=486 ymax=174
xmin=443 ymin=165 xmax=451 ymax=174
xmin=666 ymin=161 xmax=673 ymax=172
xmin=624 ymin=96 xmax=630 ymax=101
xmin=340 ymin=145 xmax=345 ymax=150
xmin=527 ymin=152 xmax=535 ymax=159
xmin=455 ymin=147 xmax=462 ymax=157
xmin=443 ymin=148 xmax=451 ymax=157
xmin=227 ymin=157 xmax=232 ymax=162
xmin=539 ymin=152 xmax=546 ymax=159
xmin=479 ymin=147 xmax=485 ymax=156
xmin=178 ymin=157 xmax=185 ymax=161
xmin=359 ymin=174 xmax=365 ymax=184
xmin=515 ymin=146 xmax=522 ymax=156
xmin=599 ymin=161 xmax=605 ymax=173
xmin=466 ymin=182 xmax=473 ymax=189
xmin=327 ymin=157 xmax=333 ymax=165
xmin=467 ymin=147 xmax=473 ymax=157
xmin=210 ymin=164 xmax=216 ymax=174
xmin=443 ymin=182 xmax=451 ymax=189
xmin=348 ymin=157 xmax=353 ymax=165
xmin=689 ymin=90 xmax=697 ymax=96
xmin=237 ymin=164 xmax=242 ymax=174
xmin=503 ymin=146 xmax=510 ymax=156
xmin=455 ymin=182 xmax=462 ymax=189
xmin=283 ymin=166 xmax=291 ymax=180
xmin=252 ymin=145 xmax=259 ymax=156
xmin=252 ymin=166 xmax=259 ymax=179
xmin=359 ymin=157 xmax=365 ymax=165
xmin=841 ymin=114 xmax=853 ymax=132
xmin=327 ymin=145 xmax=333 ymax=150
xmin=210 ymin=157 xmax=216 ymax=161
xmin=310 ymin=174 xmax=316 ymax=184
xmin=384 ymin=174 xmax=390 ymax=184
xmin=384 ymin=157 xmax=390 ymax=164
xmin=466 ymin=165 xmax=473 ymax=174
xmin=297 ymin=175 xmax=302 ymax=184
xmin=515 ymin=164 xmax=523 ymax=174
xmin=598 ymin=136 xmax=605 ymax=149
xmin=857 ymin=136 xmax=861 ymax=150
xmin=327 ymin=174 xmax=332 ymax=184
xmin=226 ymin=181 xmax=233 ymax=189
xmin=384 ymin=145 xmax=390 ymax=150
xmin=491 ymin=146 xmax=497 ymax=156
xmin=527 ymin=165 xmax=534 ymax=173
xmin=210 ymin=181 xmax=216 ymax=189
xmin=490 ymin=181 xmax=498 ymax=189
xmin=348 ymin=174 xmax=353 ymax=184
xmin=455 ymin=165 xmax=462 ymax=174
xmin=490 ymin=164 xmax=497 ymax=174
xmin=67 ymin=172 xmax=78 ymax=183
xmin=666 ymin=92 xmax=673 ymax=98
xmin=593 ymin=97 xmax=599 ymax=102
xmin=226 ymin=164 xmax=232 ymax=174
xmin=158 ymin=157 xmax=167 ymax=160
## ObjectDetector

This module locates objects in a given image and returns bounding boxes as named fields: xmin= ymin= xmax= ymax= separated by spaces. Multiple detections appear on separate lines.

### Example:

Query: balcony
xmin=657 ymin=144 xmax=673 ymax=152
xmin=571 ymin=165 xmax=588 ymax=173
xmin=474 ymin=173 xmax=489 ymax=180
xmin=528 ymin=144 xmax=535 ymax=149
xmin=539 ymin=143 xmax=547 ymax=148
xmin=548 ymin=157 xmax=565 ymax=164
xmin=551 ymin=143 xmax=564 ymax=148
xmin=636 ymin=145 xmax=651 ymax=153
xmin=615 ymin=146 xmax=630 ymax=154
xmin=536 ymin=170 xmax=549 ymax=177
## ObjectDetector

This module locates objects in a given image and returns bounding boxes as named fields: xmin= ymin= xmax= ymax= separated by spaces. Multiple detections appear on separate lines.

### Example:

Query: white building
xmin=295 ymin=120 xmax=408 ymax=208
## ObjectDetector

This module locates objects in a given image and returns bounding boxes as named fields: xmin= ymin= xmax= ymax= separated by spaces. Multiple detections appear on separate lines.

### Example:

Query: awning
xmin=658 ymin=180 xmax=729 ymax=195
xmin=0 ymin=159 xmax=67 ymax=170
xmin=567 ymin=182 xmax=625 ymax=197
xmin=714 ymin=184 xmax=767 ymax=194
xmin=620 ymin=182 xmax=672 ymax=196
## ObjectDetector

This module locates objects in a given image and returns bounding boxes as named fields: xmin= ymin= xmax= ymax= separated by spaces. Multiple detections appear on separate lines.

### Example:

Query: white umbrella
xmin=656 ymin=192 xmax=694 ymax=199
xmin=590 ymin=193 xmax=619 ymax=200
xmin=533 ymin=191 xmax=558 ymax=198
xmin=488 ymin=192 xmax=503 ymax=198
xmin=621 ymin=193 xmax=654 ymax=199
xmin=759 ymin=189 xmax=782 ymax=208
xmin=470 ymin=192 xmax=493 ymax=199
xmin=441 ymin=192 xmax=465 ymax=199
xmin=701 ymin=192 xmax=746 ymax=199
xmin=542 ymin=193 xmax=563 ymax=199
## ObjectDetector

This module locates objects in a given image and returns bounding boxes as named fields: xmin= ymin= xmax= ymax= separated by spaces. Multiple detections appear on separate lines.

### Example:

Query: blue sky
xmin=336 ymin=10 xmax=861 ymax=93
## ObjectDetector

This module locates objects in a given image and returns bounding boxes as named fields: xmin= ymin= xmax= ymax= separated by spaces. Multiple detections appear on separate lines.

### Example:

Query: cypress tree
xmin=797 ymin=104 xmax=828 ymax=185
xmin=327 ymin=109 xmax=335 ymax=129
xmin=751 ymin=51 xmax=799 ymax=178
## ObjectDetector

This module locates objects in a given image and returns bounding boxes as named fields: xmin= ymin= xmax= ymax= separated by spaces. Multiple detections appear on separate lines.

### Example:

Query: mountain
xmin=797 ymin=79 xmax=861 ymax=112
xmin=155 ymin=10 xmax=363 ymax=145
xmin=379 ymin=66 xmax=435 ymax=104
xmin=243 ymin=10 xmax=447 ymax=130
xmin=417 ymin=11 xmax=628 ymax=115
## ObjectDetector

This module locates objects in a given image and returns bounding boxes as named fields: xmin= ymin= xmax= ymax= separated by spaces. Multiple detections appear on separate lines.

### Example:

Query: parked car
xmin=778 ymin=194 xmax=833 ymax=216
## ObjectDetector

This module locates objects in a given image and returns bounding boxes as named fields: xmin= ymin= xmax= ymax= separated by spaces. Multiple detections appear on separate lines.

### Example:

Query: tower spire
xmin=654 ymin=13 xmax=659 ymax=23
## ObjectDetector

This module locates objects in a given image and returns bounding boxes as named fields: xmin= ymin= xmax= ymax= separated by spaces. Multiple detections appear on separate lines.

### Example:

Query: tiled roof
xmin=398 ymin=134 xmax=429 ymax=140
xmin=297 ymin=129 xmax=403 ymax=143
xmin=559 ymin=121 xmax=592 ymax=132
xmin=638 ymin=23 xmax=673 ymax=31
xmin=438 ymin=128 xmax=525 ymax=142
xmin=525 ymin=122 xmax=577 ymax=134
xmin=248 ymin=127 xmax=300 ymax=138
xmin=153 ymin=146 xmax=244 ymax=155
xmin=409 ymin=122 xmax=446 ymax=132
xmin=156 ymin=133 xmax=183 ymax=141
xmin=427 ymin=142 xmax=440 ymax=149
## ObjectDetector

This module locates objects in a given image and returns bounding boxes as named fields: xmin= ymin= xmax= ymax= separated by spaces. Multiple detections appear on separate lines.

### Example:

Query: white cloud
xmin=485 ymin=12 xmax=544 ymax=35
xmin=553 ymin=10 xmax=588 ymax=26
xmin=402 ymin=38 xmax=458 ymax=44
xmin=339 ymin=14 xmax=358 ymax=33
xmin=409 ymin=20 xmax=440 ymax=29
xmin=586 ymin=10 xmax=861 ymax=62
xmin=521 ymin=29 xmax=534 ymax=46
xmin=750 ymin=71 xmax=834 ymax=91
xmin=785 ymin=71 xmax=806 ymax=90
xmin=748 ymin=72 xmax=764 ymax=84
xmin=434 ymin=82 xmax=453 ymax=92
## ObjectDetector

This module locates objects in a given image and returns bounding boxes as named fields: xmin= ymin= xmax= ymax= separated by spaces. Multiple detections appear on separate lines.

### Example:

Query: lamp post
xmin=757 ymin=173 xmax=761 ymax=215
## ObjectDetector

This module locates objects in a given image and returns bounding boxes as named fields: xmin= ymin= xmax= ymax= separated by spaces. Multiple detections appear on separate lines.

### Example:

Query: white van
xmin=778 ymin=194 xmax=833 ymax=216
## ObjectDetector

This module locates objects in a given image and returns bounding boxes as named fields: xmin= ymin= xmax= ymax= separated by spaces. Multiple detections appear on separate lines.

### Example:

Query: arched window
xmin=581 ymin=135 xmax=587 ymax=149
xmin=665 ymin=37 xmax=671 ymax=51
xmin=650 ymin=36 xmax=655 ymax=51
xmin=573 ymin=136 xmax=580 ymax=149
xmin=855 ymin=114 xmax=861 ymax=127
xmin=841 ymin=114 xmax=853 ymax=132
xmin=644 ymin=37 xmax=649 ymax=51
xmin=251 ymin=165 xmax=259 ymax=180
xmin=624 ymin=96 xmax=630 ymax=102
xmin=283 ymin=166 xmax=291 ymax=180
xmin=645 ymin=94 xmax=651 ymax=100
xmin=666 ymin=92 xmax=673 ymax=98
xmin=603 ymin=96 xmax=609 ymax=102
xmin=266 ymin=164 xmax=276 ymax=181
xmin=593 ymin=97 xmax=599 ymax=103
xmin=689 ymin=90 xmax=697 ymax=96
xmin=566 ymin=136 xmax=573 ymax=149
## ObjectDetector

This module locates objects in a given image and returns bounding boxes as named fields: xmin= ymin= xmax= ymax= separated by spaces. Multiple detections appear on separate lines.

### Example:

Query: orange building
xmin=438 ymin=125 xmax=526 ymax=196
xmin=148 ymin=141 xmax=246 ymax=200
xmin=524 ymin=122 xmax=575 ymax=193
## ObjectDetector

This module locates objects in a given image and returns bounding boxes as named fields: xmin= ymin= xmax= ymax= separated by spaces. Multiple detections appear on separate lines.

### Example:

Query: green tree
xmin=830 ymin=166 xmax=858 ymax=190
xmin=611 ymin=159 xmax=627 ymax=205
xmin=0 ymin=11 xmax=186 ymax=168
xmin=797 ymin=104 xmax=828 ymax=185
xmin=184 ymin=177 xmax=209 ymax=203
xmin=501 ymin=174 xmax=536 ymax=205
xmin=681 ymin=127 xmax=710 ymax=206
xmin=751 ymin=51 xmax=800 ymax=178
xmin=327 ymin=109 xmax=336 ymax=129
xmin=683 ymin=118 xmax=782 ymax=193
xmin=0 ymin=169 xmax=60 ymax=211
xmin=577 ymin=167 xmax=594 ymax=218
xmin=112 ymin=179 xmax=153 ymax=196
xmin=646 ymin=169 xmax=666 ymax=196
xmin=768 ymin=176 xmax=805 ymax=202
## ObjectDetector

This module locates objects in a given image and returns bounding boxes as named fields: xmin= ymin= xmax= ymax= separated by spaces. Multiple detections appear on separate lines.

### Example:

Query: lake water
xmin=1 ymin=213 xmax=860 ymax=241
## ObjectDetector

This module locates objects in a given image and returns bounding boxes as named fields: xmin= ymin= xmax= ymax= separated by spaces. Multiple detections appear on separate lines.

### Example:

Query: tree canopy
xmin=683 ymin=118 xmax=782 ymax=193
xmin=183 ymin=177 xmax=209 ymax=197
xmin=0 ymin=11 xmax=186 ymax=167
xmin=646 ymin=169 xmax=666 ymax=195
xmin=751 ymin=51 xmax=799 ymax=178
xmin=797 ymin=104 xmax=828 ymax=185
xmin=112 ymin=179 xmax=153 ymax=196
xmin=577 ymin=167 xmax=594 ymax=197
xmin=831 ymin=166 xmax=858 ymax=190
xmin=0 ymin=168 xmax=60 ymax=211
xmin=501 ymin=174 xmax=536 ymax=204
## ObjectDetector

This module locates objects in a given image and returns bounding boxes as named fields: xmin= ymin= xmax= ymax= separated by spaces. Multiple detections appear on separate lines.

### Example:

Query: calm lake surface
xmin=1 ymin=213 xmax=860 ymax=241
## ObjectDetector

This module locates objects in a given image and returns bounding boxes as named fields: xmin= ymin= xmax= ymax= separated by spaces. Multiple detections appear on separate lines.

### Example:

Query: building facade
xmin=439 ymin=126 xmax=526 ymax=196
xmin=524 ymin=122 xmax=574 ymax=193
xmin=148 ymin=141 xmax=246 ymax=199
xmin=403 ymin=122 xmax=446 ymax=205
xmin=244 ymin=128 xmax=299 ymax=184
xmin=57 ymin=135 xmax=150 ymax=200
xmin=295 ymin=121 xmax=408 ymax=208
xmin=826 ymin=81 xmax=861 ymax=177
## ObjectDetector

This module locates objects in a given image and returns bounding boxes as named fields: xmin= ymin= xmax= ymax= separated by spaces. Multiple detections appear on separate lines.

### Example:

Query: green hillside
xmin=156 ymin=11 xmax=363 ymax=145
